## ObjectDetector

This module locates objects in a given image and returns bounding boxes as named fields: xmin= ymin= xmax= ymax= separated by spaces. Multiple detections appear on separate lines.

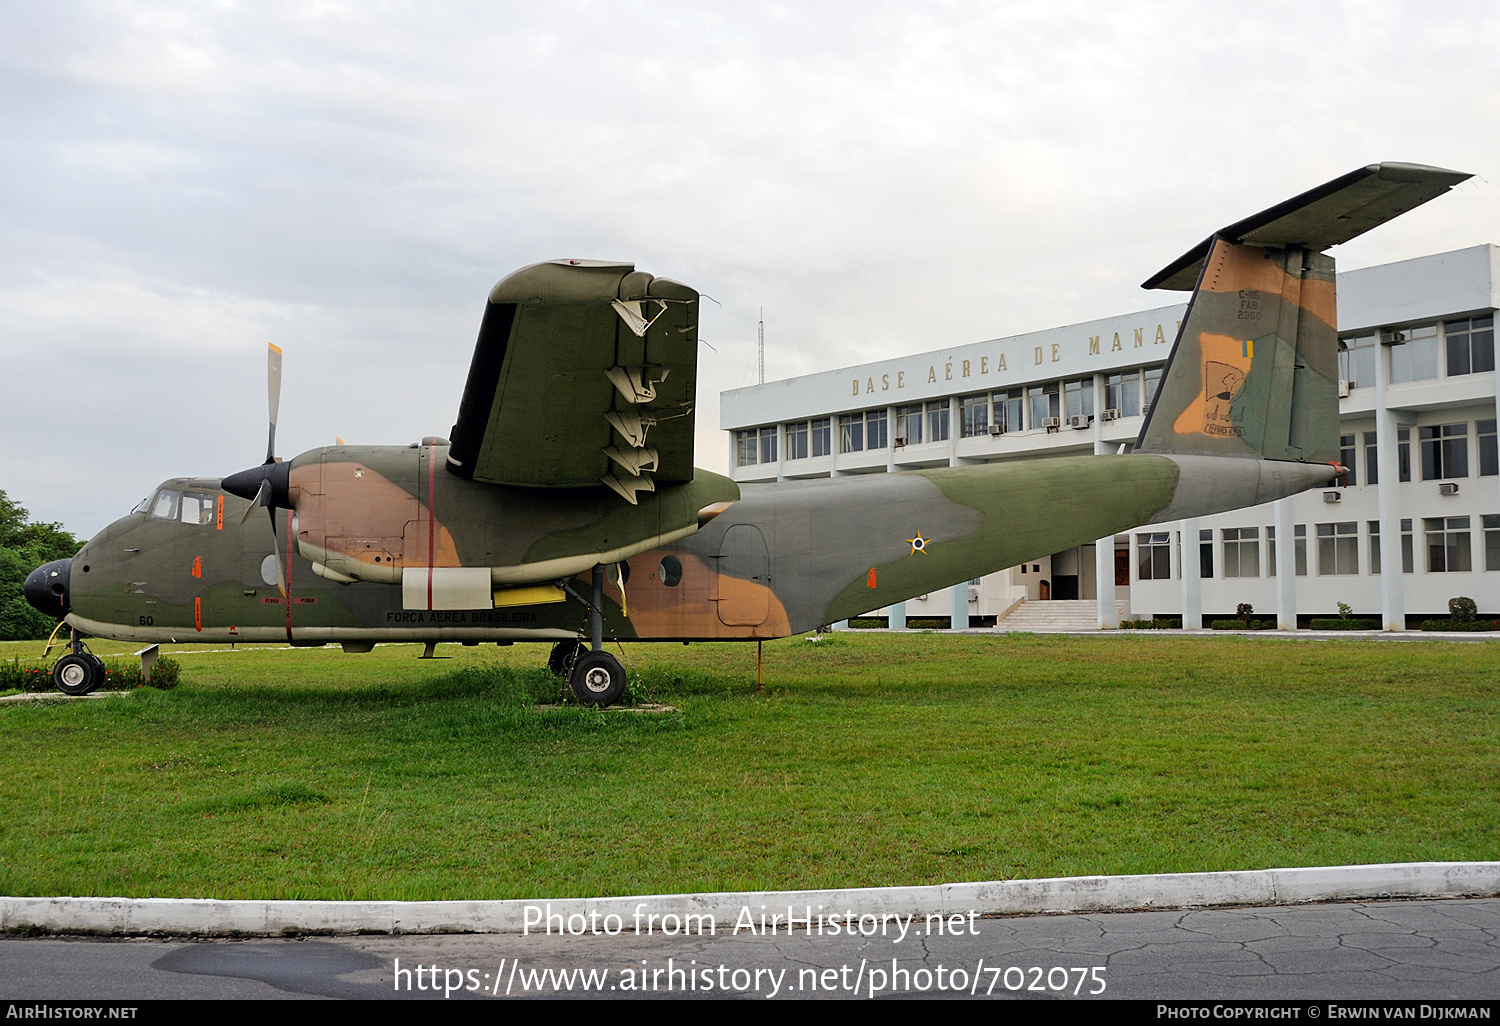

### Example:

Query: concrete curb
xmin=4 ymin=862 xmax=1497 ymax=937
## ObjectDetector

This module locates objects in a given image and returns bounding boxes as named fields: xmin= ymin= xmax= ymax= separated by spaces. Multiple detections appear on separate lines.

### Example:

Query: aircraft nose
xmin=24 ymin=558 xmax=72 ymax=620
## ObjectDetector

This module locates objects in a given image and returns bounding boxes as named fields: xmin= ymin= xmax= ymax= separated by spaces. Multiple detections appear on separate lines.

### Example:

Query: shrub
xmin=1449 ymin=596 xmax=1478 ymax=624
xmin=1421 ymin=618 xmax=1500 ymax=632
xmin=0 ymin=654 xmax=182 ymax=693
xmin=1210 ymin=619 xmax=1275 ymax=630
xmin=1309 ymin=618 xmax=1381 ymax=630
xmin=1236 ymin=602 xmax=1254 ymax=628
xmin=1119 ymin=618 xmax=1181 ymax=630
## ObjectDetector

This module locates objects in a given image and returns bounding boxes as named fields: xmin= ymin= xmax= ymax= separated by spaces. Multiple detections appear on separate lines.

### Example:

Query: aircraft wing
xmin=1143 ymin=163 xmax=1472 ymax=291
xmin=444 ymin=260 xmax=699 ymax=501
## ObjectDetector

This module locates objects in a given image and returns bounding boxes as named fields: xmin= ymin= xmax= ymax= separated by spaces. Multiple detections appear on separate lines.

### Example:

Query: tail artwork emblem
xmin=1203 ymin=361 xmax=1248 ymax=436
xmin=867 ymin=567 xmax=877 ymax=588
xmin=906 ymin=532 xmax=930 ymax=556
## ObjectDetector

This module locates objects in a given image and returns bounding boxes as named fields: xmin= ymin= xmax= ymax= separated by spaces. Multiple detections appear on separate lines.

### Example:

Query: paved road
xmin=3 ymin=898 xmax=1498 ymax=1001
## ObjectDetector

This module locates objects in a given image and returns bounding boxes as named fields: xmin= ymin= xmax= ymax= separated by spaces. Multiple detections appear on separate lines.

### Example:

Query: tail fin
xmin=1135 ymin=162 xmax=1470 ymax=463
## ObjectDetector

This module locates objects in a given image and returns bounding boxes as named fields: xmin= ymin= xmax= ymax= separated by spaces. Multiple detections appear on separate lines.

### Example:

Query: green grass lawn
xmin=0 ymin=632 xmax=1496 ymax=901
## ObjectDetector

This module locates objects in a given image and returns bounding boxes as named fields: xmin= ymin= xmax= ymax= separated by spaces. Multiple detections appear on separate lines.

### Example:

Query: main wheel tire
xmin=53 ymin=653 xmax=103 ymax=697
xmin=567 ymin=650 xmax=626 ymax=707
xmin=547 ymin=640 xmax=584 ymax=678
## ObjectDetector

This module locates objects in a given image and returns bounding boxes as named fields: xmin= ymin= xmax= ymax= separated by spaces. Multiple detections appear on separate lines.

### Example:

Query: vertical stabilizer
xmin=1135 ymin=163 xmax=1470 ymax=463
xmin=1137 ymin=240 xmax=1339 ymax=463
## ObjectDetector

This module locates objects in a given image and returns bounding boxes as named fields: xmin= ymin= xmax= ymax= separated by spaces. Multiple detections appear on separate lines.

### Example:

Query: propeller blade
xmin=266 ymin=342 xmax=282 ymax=464
xmin=237 ymin=478 xmax=272 ymax=526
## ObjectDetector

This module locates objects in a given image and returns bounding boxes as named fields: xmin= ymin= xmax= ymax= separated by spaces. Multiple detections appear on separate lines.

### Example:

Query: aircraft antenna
xmin=757 ymin=308 xmax=764 ymax=385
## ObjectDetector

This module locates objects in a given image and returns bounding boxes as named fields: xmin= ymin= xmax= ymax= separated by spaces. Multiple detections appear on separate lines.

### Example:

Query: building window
xmin=1479 ymin=419 xmax=1497 ymax=477
xmin=811 ymin=418 xmax=831 ymax=457
xmin=926 ymin=400 xmax=950 ymax=443
xmin=1369 ymin=521 xmax=1381 ymax=575
xmin=1199 ymin=528 xmax=1213 ymax=579
xmin=1485 ymin=515 xmax=1500 ymax=571
xmin=1339 ymin=334 xmax=1376 ymax=389
xmin=1063 ymin=378 xmax=1094 ymax=421
xmin=1420 ymin=423 xmax=1468 ymax=480
xmin=758 ymin=425 xmax=778 ymax=464
xmin=1222 ymin=527 xmax=1259 ymax=578
xmin=785 ymin=421 xmax=808 ymax=461
xmin=1137 ymin=533 xmax=1171 ymax=581
xmin=736 ymin=431 xmax=758 ymax=467
xmin=896 ymin=404 xmax=923 ymax=446
xmin=1027 ymin=382 xmax=1059 ymax=429
xmin=840 ymin=414 xmax=864 ymax=453
xmin=1364 ymin=431 xmax=1379 ymax=485
xmin=1425 ymin=516 xmax=1472 ymax=573
xmin=1338 ymin=434 xmax=1356 ymax=486
xmin=840 ymin=410 xmax=887 ymax=453
xmin=1398 ymin=429 xmax=1411 ymax=483
xmin=1317 ymin=522 xmax=1359 ymax=575
xmin=1105 ymin=371 xmax=1141 ymax=418
xmin=1387 ymin=325 xmax=1440 ymax=383
xmin=993 ymin=390 xmax=1023 ymax=433
xmin=1295 ymin=524 xmax=1307 ymax=577
xmin=1401 ymin=518 xmax=1414 ymax=574
xmin=1143 ymin=365 xmax=1163 ymax=412
xmin=1444 ymin=315 xmax=1494 ymax=376
xmin=960 ymin=395 xmax=989 ymax=438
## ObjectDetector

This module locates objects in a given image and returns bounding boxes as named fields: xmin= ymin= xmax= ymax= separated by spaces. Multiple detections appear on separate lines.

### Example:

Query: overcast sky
xmin=4 ymin=1 xmax=1499 ymax=537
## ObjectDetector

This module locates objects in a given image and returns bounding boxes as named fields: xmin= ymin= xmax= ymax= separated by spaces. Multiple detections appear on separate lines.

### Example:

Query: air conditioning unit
xmin=1101 ymin=408 xmax=1119 ymax=421
xmin=1323 ymin=491 xmax=1341 ymax=503
xmin=1042 ymin=416 xmax=1060 ymax=429
xmin=1068 ymin=415 xmax=1090 ymax=429
xmin=988 ymin=424 xmax=1006 ymax=436
xmin=1338 ymin=380 xmax=1351 ymax=398
xmin=1439 ymin=481 xmax=1460 ymax=496
xmin=967 ymin=586 xmax=980 ymax=603
xmin=893 ymin=437 xmax=906 ymax=448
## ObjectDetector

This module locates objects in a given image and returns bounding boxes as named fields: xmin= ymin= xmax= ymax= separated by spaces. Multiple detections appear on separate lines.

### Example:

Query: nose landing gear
xmin=50 ymin=632 xmax=105 ymax=697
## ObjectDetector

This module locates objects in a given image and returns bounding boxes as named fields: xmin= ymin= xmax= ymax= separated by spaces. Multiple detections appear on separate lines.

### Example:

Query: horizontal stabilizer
xmin=1143 ymin=163 xmax=1471 ymax=291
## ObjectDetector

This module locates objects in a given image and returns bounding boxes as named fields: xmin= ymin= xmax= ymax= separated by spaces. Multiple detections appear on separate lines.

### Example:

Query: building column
xmin=1275 ymin=496 xmax=1297 ymax=630
xmin=886 ymin=405 xmax=899 ymax=629
xmin=1092 ymin=374 xmax=1118 ymax=628
xmin=947 ymin=440 xmax=969 ymax=630
xmin=1179 ymin=517 xmax=1201 ymax=630
xmin=886 ymin=405 xmax=898 ymax=472
xmin=830 ymin=413 xmax=843 ymax=479
xmin=888 ymin=600 xmax=906 ymax=630
xmin=775 ymin=422 xmax=785 ymax=483
xmin=1374 ymin=336 xmax=1405 ymax=631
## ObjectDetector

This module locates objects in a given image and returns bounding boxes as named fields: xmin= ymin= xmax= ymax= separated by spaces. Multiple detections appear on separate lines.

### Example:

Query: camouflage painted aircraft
xmin=25 ymin=163 xmax=1470 ymax=705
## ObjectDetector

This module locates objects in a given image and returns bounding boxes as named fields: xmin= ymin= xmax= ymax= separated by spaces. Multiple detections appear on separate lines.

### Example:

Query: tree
xmin=0 ymin=490 xmax=82 ymax=641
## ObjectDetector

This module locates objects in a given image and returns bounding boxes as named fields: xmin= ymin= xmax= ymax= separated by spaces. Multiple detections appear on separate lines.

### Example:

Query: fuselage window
xmin=180 ymin=493 xmax=216 ymax=526
xmin=658 ymin=555 xmax=683 ymax=587
xmin=150 ymin=490 xmax=180 ymax=521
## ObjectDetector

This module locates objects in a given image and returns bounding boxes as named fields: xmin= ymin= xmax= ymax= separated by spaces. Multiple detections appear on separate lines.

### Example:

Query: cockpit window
xmin=132 ymin=496 xmax=153 ymax=515
xmin=149 ymin=490 xmax=180 ymax=521
xmin=180 ymin=493 xmax=216 ymax=526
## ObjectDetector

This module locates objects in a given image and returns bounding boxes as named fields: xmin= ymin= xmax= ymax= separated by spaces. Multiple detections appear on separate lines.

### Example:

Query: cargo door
xmin=714 ymin=524 xmax=770 ymax=626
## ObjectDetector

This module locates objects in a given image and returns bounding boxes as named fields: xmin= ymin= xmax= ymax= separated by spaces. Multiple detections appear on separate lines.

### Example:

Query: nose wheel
xmin=52 ymin=652 xmax=105 ymax=697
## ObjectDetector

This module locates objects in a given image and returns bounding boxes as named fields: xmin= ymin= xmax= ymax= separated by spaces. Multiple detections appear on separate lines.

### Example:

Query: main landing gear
xmin=554 ymin=563 xmax=627 ymax=708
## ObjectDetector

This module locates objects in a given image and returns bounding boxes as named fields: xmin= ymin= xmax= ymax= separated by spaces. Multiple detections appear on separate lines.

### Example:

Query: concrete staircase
xmin=993 ymin=598 xmax=1131 ymax=633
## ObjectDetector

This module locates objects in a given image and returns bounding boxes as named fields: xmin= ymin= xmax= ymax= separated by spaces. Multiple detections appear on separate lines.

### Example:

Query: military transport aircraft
xmin=25 ymin=163 xmax=1470 ymax=706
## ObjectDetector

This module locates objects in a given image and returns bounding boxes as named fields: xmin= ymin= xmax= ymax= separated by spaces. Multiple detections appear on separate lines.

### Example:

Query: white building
xmin=720 ymin=246 xmax=1500 ymax=630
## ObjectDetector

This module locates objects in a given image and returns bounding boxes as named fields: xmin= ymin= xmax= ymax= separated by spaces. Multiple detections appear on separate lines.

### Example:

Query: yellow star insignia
xmin=906 ymin=531 xmax=930 ymax=555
